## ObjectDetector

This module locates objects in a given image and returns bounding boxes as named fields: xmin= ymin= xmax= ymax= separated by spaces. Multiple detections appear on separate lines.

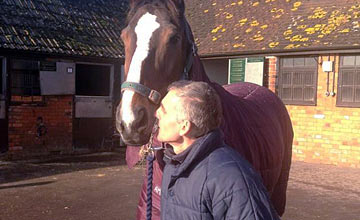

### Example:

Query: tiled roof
xmin=185 ymin=0 xmax=360 ymax=57
xmin=0 ymin=0 xmax=128 ymax=58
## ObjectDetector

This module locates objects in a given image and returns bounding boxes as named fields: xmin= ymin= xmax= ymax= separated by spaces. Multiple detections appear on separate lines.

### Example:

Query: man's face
xmin=155 ymin=90 xmax=184 ymax=144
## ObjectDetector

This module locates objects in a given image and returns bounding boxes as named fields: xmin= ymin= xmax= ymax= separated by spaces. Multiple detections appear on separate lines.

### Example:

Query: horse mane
xmin=127 ymin=0 xmax=185 ymax=28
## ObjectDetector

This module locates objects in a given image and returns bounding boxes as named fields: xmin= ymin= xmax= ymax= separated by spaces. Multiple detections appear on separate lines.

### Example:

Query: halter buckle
xmin=148 ymin=90 xmax=161 ymax=105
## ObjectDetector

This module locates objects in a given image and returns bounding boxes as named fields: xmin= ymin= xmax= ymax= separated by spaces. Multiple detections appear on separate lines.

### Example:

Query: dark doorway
xmin=0 ymin=58 xmax=8 ymax=153
xmin=76 ymin=64 xmax=110 ymax=96
xmin=74 ymin=63 xmax=114 ymax=150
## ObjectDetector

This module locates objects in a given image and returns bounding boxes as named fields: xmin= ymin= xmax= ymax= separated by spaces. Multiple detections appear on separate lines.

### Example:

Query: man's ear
xmin=179 ymin=120 xmax=192 ymax=137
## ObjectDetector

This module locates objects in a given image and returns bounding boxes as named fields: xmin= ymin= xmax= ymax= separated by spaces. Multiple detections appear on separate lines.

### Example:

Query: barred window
xmin=278 ymin=57 xmax=318 ymax=105
xmin=337 ymin=55 xmax=360 ymax=107
xmin=10 ymin=59 xmax=41 ymax=96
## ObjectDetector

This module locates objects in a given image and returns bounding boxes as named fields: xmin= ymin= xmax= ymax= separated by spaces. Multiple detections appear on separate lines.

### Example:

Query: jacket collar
xmin=169 ymin=128 xmax=224 ymax=178
xmin=164 ymin=143 xmax=192 ymax=165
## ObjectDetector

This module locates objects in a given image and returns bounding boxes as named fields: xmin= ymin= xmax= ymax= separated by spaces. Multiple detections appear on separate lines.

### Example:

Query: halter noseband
xmin=121 ymin=82 xmax=162 ymax=105
xmin=121 ymin=20 xmax=197 ymax=105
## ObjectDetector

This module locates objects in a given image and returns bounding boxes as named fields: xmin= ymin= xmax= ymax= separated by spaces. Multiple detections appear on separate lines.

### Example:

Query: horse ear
xmin=129 ymin=0 xmax=142 ymax=9
xmin=168 ymin=0 xmax=185 ymax=16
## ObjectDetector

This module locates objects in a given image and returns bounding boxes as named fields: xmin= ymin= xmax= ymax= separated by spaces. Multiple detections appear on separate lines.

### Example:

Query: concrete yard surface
xmin=0 ymin=152 xmax=359 ymax=220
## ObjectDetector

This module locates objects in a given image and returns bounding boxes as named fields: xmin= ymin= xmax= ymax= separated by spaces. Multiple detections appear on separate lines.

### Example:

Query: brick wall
xmin=264 ymin=56 xmax=277 ymax=92
xmin=8 ymin=95 xmax=73 ymax=156
xmin=272 ymin=55 xmax=360 ymax=168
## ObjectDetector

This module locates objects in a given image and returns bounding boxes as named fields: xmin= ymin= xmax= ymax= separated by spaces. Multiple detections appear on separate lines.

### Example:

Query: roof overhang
xmin=200 ymin=47 xmax=360 ymax=60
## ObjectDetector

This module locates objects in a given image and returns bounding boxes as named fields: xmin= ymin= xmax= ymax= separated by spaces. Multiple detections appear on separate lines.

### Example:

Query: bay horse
xmin=116 ymin=0 xmax=293 ymax=219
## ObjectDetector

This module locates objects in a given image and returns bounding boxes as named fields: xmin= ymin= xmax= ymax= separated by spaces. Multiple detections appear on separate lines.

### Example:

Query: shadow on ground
xmin=0 ymin=150 xmax=127 ymax=185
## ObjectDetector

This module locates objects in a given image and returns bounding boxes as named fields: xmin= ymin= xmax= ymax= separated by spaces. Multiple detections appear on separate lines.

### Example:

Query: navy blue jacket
xmin=161 ymin=129 xmax=280 ymax=220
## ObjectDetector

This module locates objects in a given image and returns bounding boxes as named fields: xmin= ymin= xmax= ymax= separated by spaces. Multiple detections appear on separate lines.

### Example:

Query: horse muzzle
xmin=117 ymin=107 xmax=152 ymax=146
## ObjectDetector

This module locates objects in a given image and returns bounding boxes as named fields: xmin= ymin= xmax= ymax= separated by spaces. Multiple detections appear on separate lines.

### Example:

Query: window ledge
xmin=10 ymin=95 xmax=44 ymax=105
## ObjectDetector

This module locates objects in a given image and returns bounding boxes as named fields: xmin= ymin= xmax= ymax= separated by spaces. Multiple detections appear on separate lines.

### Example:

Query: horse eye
xmin=169 ymin=34 xmax=180 ymax=45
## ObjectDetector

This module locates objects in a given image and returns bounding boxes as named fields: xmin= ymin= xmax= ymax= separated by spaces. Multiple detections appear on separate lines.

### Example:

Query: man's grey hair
xmin=167 ymin=80 xmax=223 ymax=138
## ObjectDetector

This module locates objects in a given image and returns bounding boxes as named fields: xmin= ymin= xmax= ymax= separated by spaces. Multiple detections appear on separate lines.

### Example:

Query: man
xmin=155 ymin=80 xmax=280 ymax=220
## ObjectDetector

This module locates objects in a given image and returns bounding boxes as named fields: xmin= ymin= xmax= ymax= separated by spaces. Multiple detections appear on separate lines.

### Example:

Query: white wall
xmin=202 ymin=59 xmax=228 ymax=85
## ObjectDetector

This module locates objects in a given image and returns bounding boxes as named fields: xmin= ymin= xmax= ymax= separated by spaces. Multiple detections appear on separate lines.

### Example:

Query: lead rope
xmin=146 ymin=154 xmax=154 ymax=220
xmin=146 ymin=120 xmax=160 ymax=220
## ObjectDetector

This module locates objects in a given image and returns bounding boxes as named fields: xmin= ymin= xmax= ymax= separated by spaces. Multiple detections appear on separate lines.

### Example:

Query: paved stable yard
xmin=0 ymin=151 xmax=359 ymax=220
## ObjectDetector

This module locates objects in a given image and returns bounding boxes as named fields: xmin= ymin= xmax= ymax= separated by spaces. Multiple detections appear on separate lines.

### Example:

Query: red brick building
xmin=2 ymin=0 xmax=360 ymax=168
xmin=185 ymin=0 xmax=360 ymax=167
xmin=0 ymin=0 xmax=127 ymax=158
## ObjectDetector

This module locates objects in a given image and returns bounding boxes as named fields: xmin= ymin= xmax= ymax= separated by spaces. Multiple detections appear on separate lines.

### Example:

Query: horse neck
xmin=189 ymin=55 xmax=211 ymax=83
xmin=189 ymin=54 xmax=237 ymax=110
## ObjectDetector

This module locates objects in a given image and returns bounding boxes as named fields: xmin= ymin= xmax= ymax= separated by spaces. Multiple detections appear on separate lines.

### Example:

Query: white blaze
xmin=121 ymin=13 xmax=160 ymax=126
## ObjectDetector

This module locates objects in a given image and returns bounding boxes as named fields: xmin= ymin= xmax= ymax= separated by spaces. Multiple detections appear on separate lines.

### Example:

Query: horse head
xmin=117 ymin=0 xmax=194 ymax=145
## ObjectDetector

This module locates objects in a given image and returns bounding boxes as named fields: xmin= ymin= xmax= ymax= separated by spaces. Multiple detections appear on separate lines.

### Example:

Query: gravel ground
xmin=0 ymin=152 xmax=359 ymax=220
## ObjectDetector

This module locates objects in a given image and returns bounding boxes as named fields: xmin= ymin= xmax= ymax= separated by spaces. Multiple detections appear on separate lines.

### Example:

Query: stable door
xmin=0 ymin=57 xmax=8 ymax=153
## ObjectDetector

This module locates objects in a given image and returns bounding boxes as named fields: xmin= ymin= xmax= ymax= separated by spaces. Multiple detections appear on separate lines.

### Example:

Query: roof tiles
xmin=3 ymin=0 xmax=360 ymax=58
xmin=0 ymin=0 xmax=128 ymax=58
xmin=185 ymin=0 xmax=360 ymax=57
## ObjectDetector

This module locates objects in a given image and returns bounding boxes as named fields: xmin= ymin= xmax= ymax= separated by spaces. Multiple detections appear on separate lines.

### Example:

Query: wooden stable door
xmin=0 ymin=57 xmax=8 ymax=153
xmin=73 ymin=63 xmax=115 ymax=149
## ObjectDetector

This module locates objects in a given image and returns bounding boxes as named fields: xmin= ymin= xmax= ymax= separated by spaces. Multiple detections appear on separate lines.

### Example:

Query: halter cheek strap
xmin=182 ymin=20 xmax=197 ymax=80
xmin=121 ymin=81 xmax=161 ymax=105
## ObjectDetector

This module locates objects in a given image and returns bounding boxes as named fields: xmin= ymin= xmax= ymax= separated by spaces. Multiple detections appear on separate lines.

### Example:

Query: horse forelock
xmin=127 ymin=0 xmax=185 ymax=28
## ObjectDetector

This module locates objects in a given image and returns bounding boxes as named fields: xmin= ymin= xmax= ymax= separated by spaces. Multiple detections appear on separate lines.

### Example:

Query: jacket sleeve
xmin=205 ymin=165 xmax=280 ymax=220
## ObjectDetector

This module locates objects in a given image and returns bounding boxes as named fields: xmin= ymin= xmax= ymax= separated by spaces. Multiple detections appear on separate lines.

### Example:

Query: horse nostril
xmin=116 ymin=120 xmax=125 ymax=133
xmin=115 ymin=105 xmax=124 ymax=133
xmin=120 ymin=121 xmax=126 ymax=131
xmin=137 ymin=107 xmax=145 ymax=120
xmin=133 ymin=107 xmax=148 ymax=132
xmin=138 ymin=124 xmax=147 ymax=133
